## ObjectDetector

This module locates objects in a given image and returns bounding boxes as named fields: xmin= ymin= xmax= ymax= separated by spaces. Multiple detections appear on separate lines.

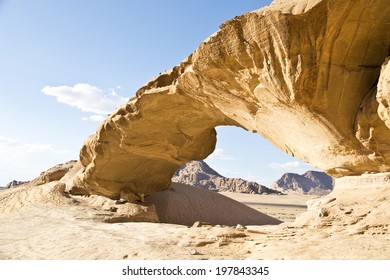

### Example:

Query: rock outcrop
xmin=4 ymin=160 xmax=78 ymax=190
xmin=269 ymin=171 xmax=333 ymax=195
xmin=71 ymin=0 xmax=390 ymax=199
xmin=293 ymin=172 xmax=390 ymax=235
xmin=32 ymin=160 xmax=78 ymax=186
xmin=172 ymin=160 xmax=280 ymax=194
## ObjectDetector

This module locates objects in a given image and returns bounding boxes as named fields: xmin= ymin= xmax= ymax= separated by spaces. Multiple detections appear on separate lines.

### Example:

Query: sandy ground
xmin=220 ymin=192 xmax=314 ymax=222
xmin=0 ymin=182 xmax=389 ymax=260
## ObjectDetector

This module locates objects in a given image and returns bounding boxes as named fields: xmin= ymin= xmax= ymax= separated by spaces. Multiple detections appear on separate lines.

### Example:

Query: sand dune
xmin=146 ymin=183 xmax=281 ymax=226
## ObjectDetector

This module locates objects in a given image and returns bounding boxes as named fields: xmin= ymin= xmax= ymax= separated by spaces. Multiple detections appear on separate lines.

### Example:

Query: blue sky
xmin=0 ymin=0 xmax=316 ymax=186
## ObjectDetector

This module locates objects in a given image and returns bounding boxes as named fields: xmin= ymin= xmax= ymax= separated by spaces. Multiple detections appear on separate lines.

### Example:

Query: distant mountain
xmin=172 ymin=160 xmax=280 ymax=194
xmin=5 ymin=180 xmax=30 ymax=189
xmin=269 ymin=171 xmax=333 ymax=195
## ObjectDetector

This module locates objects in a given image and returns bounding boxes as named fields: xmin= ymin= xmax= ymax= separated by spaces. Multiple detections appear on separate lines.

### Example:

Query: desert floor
xmin=221 ymin=192 xmax=314 ymax=223
xmin=0 ymin=182 xmax=389 ymax=260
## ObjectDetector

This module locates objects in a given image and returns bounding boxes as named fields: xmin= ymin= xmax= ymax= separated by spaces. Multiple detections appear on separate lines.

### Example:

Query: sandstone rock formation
xmin=33 ymin=160 xmax=78 ymax=186
xmin=1 ymin=161 xmax=79 ymax=191
xmin=71 ymin=0 xmax=390 ymax=200
xmin=269 ymin=171 xmax=333 ymax=195
xmin=172 ymin=160 xmax=280 ymax=194
xmin=292 ymin=172 xmax=390 ymax=235
xmin=2 ymin=161 xmax=79 ymax=190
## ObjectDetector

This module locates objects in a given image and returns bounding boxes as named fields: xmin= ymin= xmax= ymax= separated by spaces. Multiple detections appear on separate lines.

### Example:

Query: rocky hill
xmin=172 ymin=160 xmax=280 ymax=194
xmin=5 ymin=180 xmax=30 ymax=189
xmin=269 ymin=171 xmax=333 ymax=195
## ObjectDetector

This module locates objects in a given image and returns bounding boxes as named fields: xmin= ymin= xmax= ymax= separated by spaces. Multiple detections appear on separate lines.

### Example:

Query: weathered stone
xmin=73 ymin=0 xmax=390 ymax=199
xmin=78 ymin=194 xmax=159 ymax=223
xmin=34 ymin=160 xmax=78 ymax=186
xmin=293 ymin=183 xmax=390 ymax=234
xmin=102 ymin=203 xmax=159 ymax=224
xmin=236 ymin=224 xmax=247 ymax=230
xmin=334 ymin=172 xmax=390 ymax=190
xmin=192 ymin=221 xmax=212 ymax=228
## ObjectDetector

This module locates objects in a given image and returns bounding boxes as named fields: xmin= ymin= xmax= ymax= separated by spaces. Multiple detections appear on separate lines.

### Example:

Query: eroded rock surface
xmin=33 ymin=160 xmax=78 ymax=186
xmin=293 ymin=173 xmax=390 ymax=236
xmin=73 ymin=0 xmax=390 ymax=198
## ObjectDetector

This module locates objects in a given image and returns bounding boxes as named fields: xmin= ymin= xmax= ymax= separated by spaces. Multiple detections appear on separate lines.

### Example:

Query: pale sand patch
xmin=219 ymin=192 xmax=317 ymax=222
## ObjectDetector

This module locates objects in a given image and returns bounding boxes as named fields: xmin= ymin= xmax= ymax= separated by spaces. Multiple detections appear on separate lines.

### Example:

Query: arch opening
xmin=166 ymin=125 xmax=329 ymax=224
xmin=71 ymin=0 xmax=390 ymax=226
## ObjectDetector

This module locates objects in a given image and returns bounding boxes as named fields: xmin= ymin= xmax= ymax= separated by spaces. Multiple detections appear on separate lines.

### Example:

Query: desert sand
xmin=221 ymin=192 xmax=314 ymax=223
xmin=0 ymin=180 xmax=388 ymax=260
xmin=1 ymin=0 xmax=390 ymax=260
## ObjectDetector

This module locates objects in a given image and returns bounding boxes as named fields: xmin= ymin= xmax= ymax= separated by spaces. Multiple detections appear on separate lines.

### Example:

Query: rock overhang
xmin=71 ymin=0 xmax=390 ymax=199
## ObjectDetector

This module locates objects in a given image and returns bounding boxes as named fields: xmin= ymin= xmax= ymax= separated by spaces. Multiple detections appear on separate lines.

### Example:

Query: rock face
xmin=172 ymin=160 xmax=280 ymax=194
xmin=72 ymin=0 xmax=390 ymax=199
xmin=269 ymin=171 xmax=333 ymax=195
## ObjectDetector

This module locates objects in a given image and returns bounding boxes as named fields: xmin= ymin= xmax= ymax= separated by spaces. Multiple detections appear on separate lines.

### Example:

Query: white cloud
xmin=0 ymin=136 xmax=70 ymax=159
xmin=268 ymin=160 xmax=316 ymax=175
xmin=268 ymin=161 xmax=301 ymax=169
xmin=0 ymin=136 xmax=76 ymax=185
xmin=207 ymin=148 xmax=240 ymax=160
xmin=41 ymin=83 xmax=128 ymax=115
xmin=81 ymin=114 xmax=106 ymax=122
xmin=244 ymin=173 xmax=271 ymax=185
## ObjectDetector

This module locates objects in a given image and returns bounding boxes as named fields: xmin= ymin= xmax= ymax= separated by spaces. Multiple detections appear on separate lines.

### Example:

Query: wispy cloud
xmin=268 ymin=160 xmax=314 ymax=175
xmin=0 ymin=136 xmax=70 ymax=159
xmin=0 ymin=136 xmax=75 ymax=185
xmin=207 ymin=148 xmax=240 ymax=160
xmin=244 ymin=173 xmax=271 ymax=185
xmin=268 ymin=161 xmax=301 ymax=169
xmin=41 ymin=83 xmax=128 ymax=121
xmin=81 ymin=114 xmax=106 ymax=122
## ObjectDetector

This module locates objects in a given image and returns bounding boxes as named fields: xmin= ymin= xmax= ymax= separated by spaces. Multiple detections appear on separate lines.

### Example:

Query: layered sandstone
xmin=72 ymin=0 xmax=390 ymax=198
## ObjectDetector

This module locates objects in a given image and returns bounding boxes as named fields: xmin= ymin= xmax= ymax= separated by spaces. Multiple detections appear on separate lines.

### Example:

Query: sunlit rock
xmin=73 ymin=0 xmax=390 ymax=198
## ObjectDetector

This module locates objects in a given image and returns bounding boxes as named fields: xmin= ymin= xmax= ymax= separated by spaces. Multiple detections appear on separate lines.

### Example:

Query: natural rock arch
xmin=72 ymin=0 xmax=390 ymax=199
